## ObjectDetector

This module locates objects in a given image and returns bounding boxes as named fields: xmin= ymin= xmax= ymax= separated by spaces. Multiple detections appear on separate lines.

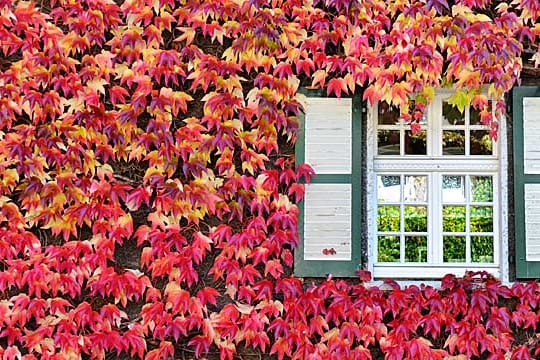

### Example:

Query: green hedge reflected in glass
xmin=378 ymin=236 xmax=400 ymax=262
xmin=444 ymin=236 xmax=466 ymax=262
xmin=378 ymin=206 xmax=400 ymax=232
xmin=404 ymin=206 xmax=427 ymax=232
xmin=471 ymin=176 xmax=493 ymax=202
xmin=405 ymin=236 xmax=427 ymax=262
xmin=472 ymin=236 xmax=494 ymax=262
xmin=443 ymin=206 xmax=466 ymax=232
xmin=470 ymin=206 xmax=493 ymax=232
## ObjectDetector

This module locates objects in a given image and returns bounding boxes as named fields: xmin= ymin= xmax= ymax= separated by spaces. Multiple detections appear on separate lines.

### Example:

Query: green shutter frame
xmin=294 ymin=89 xmax=362 ymax=277
xmin=514 ymin=86 xmax=540 ymax=278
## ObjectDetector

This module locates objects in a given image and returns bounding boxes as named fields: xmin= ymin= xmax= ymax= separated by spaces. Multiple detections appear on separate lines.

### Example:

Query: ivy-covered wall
xmin=0 ymin=0 xmax=539 ymax=358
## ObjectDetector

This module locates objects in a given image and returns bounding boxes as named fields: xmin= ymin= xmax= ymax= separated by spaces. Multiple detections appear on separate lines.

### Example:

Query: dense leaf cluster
xmin=0 ymin=0 xmax=539 ymax=358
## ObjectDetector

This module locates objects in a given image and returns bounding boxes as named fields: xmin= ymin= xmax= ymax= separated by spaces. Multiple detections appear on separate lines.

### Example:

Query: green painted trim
xmin=298 ymin=87 xmax=327 ymax=98
xmin=295 ymin=92 xmax=306 ymax=169
xmin=513 ymin=86 xmax=540 ymax=278
xmin=309 ymin=174 xmax=352 ymax=184
xmin=351 ymin=94 xmax=363 ymax=273
xmin=294 ymin=89 xmax=362 ymax=277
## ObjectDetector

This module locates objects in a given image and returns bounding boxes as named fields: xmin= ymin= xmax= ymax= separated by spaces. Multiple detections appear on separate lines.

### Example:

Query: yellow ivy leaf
xmin=86 ymin=78 xmax=108 ymax=95
xmin=447 ymin=89 xmax=474 ymax=113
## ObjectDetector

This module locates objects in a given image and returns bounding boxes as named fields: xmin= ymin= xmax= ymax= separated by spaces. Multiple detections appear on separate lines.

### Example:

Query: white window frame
xmin=366 ymin=90 xmax=509 ymax=281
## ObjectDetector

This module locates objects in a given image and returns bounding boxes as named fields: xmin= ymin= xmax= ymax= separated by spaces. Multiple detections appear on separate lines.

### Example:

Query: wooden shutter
xmin=294 ymin=90 xmax=362 ymax=277
xmin=514 ymin=86 xmax=540 ymax=278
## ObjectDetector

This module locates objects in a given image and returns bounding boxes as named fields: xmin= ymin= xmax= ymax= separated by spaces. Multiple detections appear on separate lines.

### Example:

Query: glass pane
xmin=443 ymin=102 xmax=465 ymax=126
xmin=404 ymin=206 xmax=427 ymax=232
xmin=443 ymin=130 xmax=465 ymax=155
xmin=378 ymin=175 xmax=401 ymax=202
xmin=470 ymin=206 xmax=493 ymax=232
xmin=378 ymin=236 xmax=400 ymax=262
xmin=471 ymin=176 xmax=493 ymax=202
xmin=378 ymin=102 xmax=401 ymax=125
xmin=470 ymin=107 xmax=481 ymax=125
xmin=470 ymin=101 xmax=492 ymax=125
xmin=405 ymin=236 xmax=427 ymax=262
xmin=442 ymin=176 xmax=465 ymax=202
xmin=443 ymin=236 xmax=466 ymax=262
xmin=378 ymin=130 xmax=400 ymax=155
xmin=471 ymin=236 xmax=494 ymax=263
xmin=404 ymin=175 xmax=428 ymax=203
xmin=443 ymin=206 xmax=466 ymax=232
xmin=377 ymin=206 xmax=400 ymax=232
xmin=470 ymin=130 xmax=492 ymax=155
xmin=405 ymin=130 xmax=427 ymax=155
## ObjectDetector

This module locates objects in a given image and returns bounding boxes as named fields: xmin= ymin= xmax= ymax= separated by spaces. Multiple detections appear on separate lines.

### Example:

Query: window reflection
xmin=404 ymin=175 xmax=427 ymax=202
xmin=443 ymin=130 xmax=465 ymax=155
xmin=444 ymin=236 xmax=466 ymax=262
xmin=405 ymin=236 xmax=427 ymax=262
xmin=471 ymin=236 xmax=494 ymax=262
xmin=470 ymin=131 xmax=492 ymax=155
xmin=470 ymin=206 xmax=493 ymax=232
xmin=443 ymin=206 xmax=466 ymax=232
xmin=442 ymin=102 xmax=465 ymax=126
xmin=378 ymin=236 xmax=400 ymax=262
xmin=404 ymin=206 xmax=427 ymax=232
xmin=378 ymin=102 xmax=401 ymax=125
xmin=405 ymin=130 xmax=427 ymax=155
xmin=378 ymin=206 xmax=400 ymax=232
xmin=470 ymin=101 xmax=492 ymax=125
xmin=378 ymin=130 xmax=400 ymax=155
xmin=378 ymin=175 xmax=401 ymax=202
xmin=471 ymin=176 xmax=493 ymax=202
xmin=442 ymin=176 xmax=465 ymax=202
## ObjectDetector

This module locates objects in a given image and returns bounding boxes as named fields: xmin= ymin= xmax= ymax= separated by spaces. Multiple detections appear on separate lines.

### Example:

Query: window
xmin=295 ymin=89 xmax=507 ymax=280
xmin=370 ymin=92 xmax=502 ymax=279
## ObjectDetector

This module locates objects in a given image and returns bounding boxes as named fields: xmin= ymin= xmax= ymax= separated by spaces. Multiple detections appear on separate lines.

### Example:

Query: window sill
xmin=372 ymin=263 xmax=500 ymax=279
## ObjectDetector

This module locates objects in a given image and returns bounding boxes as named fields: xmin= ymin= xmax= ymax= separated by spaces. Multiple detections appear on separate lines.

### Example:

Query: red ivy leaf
xmin=197 ymin=287 xmax=220 ymax=307
xmin=356 ymin=270 xmax=372 ymax=282
xmin=427 ymin=0 xmax=449 ymax=13
xmin=326 ymin=78 xmax=348 ymax=97
xmin=188 ymin=335 xmax=212 ymax=358
xmin=511 ymin=345 xmax=532 ymax=360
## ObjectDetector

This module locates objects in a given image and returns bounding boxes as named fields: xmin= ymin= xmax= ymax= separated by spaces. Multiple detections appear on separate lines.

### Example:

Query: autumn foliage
xmin=0 ymin=0 xmax=540 ymax=358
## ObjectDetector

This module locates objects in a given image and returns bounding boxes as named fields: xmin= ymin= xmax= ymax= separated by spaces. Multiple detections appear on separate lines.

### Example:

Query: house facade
xmin=294 ymin=85 xmax=540 ymax=282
